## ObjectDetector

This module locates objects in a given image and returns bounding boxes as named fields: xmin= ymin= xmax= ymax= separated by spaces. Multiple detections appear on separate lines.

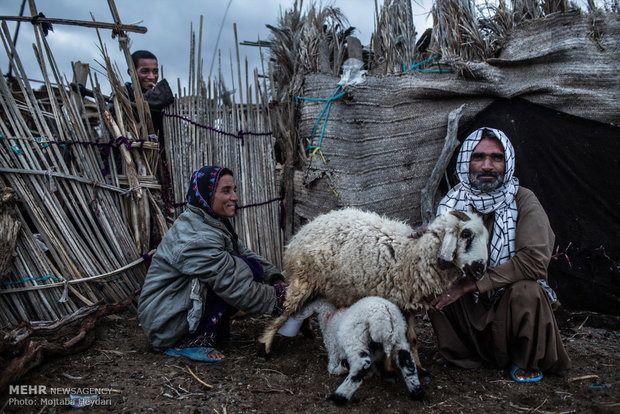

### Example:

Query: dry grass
xmin=427 ymin=0 xmax=578 ymax=62
xmin=266 ymin=1 xmax=350 ymax=169
xmin=264 ymin=0 xmax=617 ymax=167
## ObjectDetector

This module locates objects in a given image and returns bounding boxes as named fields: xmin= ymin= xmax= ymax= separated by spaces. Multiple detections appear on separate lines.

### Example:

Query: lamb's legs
xmin=381 ymin=351 xmax=397 ymax=383
xmin=328 ymin=349 xmax=373 ymax=405
xmin=405 ymin=312 xmax=430 ymax=379
xmin=327 ymin=354 xmax=348 ymax=375
xmin=395 ymin=349 xmax=424 ymax=400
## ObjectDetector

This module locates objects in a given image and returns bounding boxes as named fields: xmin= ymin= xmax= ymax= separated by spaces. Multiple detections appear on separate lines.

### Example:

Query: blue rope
xmin=295 ymin=86 xmax=345 ymax=153
xmin=403 ymin=56 xmax=452 ymax=74
xmin=35 ymin=136 xmax=50 ymax=148
xmin=1 ymin=134 xmax=50 ymax=153
xmin=405 ymin=56 xmax=438 ymax=71
xmin=10 ymin=145 xmax=23 ymax=155
xmin=3 ymin=274 xmax=63 ymax=287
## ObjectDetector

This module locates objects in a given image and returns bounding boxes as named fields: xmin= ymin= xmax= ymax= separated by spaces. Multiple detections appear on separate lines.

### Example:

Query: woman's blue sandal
xmin=164 ymin=347 xmax=222 ymax=363
xmin=510 ymin=365 xmax=543 ymax=382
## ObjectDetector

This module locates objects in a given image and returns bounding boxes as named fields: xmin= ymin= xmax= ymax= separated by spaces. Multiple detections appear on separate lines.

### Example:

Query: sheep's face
xmin=437 ymin=211 xmax=489 ymax=280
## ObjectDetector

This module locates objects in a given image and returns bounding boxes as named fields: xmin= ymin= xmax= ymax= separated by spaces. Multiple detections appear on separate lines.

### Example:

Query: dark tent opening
xmin=444 ymin=98 xmax=620 ymax=316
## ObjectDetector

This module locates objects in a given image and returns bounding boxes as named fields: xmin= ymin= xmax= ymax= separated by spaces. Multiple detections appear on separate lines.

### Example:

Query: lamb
xmin=293 ymin=296 xmax=424 ymax=405
xmin=257 ymin=208 xmax=489 ymax=368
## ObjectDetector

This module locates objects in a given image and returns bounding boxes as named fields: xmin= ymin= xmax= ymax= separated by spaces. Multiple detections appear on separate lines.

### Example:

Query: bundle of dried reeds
xmin=0 ymin=8 xmax=163 ymax=328
xmin=266 ymin=2 xmax=350 ymax=165
xmin=428 ymin=0 xmax=571 ymax=62
xmin=263 ymin=2 xmax=354 ymax=238
xmin=370 ymin=0 xmax=417 ymax=74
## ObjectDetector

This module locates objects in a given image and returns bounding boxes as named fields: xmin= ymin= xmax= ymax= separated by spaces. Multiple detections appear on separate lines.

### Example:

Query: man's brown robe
xmin=430 ymin=187 xmax=571 ymax=373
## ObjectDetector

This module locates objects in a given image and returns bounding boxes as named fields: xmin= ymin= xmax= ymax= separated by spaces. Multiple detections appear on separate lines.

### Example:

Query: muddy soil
xmin=1 ymin=309 xmax=618 ymax=413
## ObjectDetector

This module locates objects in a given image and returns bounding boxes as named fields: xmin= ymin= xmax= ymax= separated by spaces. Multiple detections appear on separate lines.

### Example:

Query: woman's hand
xmin=270 ymin=275 xmax=286 ymax=286
xmin=272 ymin=283 xmax=287 ymax=316
xmin=431 ymin=278 xmax=477 ymax=311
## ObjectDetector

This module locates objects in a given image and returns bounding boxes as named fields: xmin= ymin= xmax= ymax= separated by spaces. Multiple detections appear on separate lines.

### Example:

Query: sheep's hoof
xmin=327 ymin=393 xmax=348 ymax=406
xmin=409 ymin=387 xmax=425 ymax=401
xmin=256 ymin=342 xmax=269 ymax=359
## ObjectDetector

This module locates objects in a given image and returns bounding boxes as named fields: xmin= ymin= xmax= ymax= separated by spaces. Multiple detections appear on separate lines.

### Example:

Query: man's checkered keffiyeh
xmin=437 ymin=127 xmax=519 ymax=267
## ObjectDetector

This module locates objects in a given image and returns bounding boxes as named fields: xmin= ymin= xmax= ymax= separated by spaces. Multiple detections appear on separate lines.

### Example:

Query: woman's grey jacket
xmin=138 ymin=205 xmax=282 ymax=349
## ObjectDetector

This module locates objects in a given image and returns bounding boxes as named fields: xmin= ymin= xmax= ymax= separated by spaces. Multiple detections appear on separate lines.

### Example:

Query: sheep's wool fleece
xmin=282 ymin=208 xmax=485 ymax=311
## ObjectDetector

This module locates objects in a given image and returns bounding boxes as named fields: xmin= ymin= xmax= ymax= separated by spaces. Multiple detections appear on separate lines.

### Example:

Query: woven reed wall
xmin=163 ymin=92 xmax=284 ymax=268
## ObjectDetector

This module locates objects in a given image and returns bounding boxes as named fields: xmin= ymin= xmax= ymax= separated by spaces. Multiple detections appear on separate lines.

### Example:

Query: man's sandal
xmin=510 ymin=364 xmax=543 ymax=382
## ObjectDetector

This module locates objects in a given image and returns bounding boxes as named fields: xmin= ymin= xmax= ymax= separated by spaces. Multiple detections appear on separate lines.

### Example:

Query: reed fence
xmin=0 ymin=5 xmax=283 ymax=328
xmin=0 ymin=9 xmax=160 ymax=327
xmin=164 ymin=21 xmax=283 ymax=267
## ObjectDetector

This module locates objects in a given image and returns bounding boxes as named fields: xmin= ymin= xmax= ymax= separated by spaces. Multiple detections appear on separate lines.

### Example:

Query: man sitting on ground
xmin=429 ymin=127 xmax=571 ymax=382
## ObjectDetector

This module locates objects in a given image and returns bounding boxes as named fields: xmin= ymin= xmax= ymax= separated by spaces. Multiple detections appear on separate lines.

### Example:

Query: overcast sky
xmin=0 ymin=0 xmax=433 ymax=96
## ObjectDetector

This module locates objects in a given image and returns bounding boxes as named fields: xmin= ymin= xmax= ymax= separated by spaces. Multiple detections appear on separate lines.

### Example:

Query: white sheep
xmin=258 ymin=208 xmax=489 ymax=370
xmin=293 ymin=296 xmax=424 ymax=405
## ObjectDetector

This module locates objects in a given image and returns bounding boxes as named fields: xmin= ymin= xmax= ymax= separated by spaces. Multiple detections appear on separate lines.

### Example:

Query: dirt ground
xmin=1 ymin=308 xmax=618 ymax=414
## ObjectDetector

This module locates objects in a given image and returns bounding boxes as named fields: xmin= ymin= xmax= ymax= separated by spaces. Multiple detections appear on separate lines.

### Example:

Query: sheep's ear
xmin=438 ymin=228 xmax=457 ymax=269
xmin=449 ymin=210 xmax=470 ymax=221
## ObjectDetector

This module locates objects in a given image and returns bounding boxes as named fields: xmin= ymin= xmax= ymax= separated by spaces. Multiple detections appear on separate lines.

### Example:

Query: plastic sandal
xmin=510 ymin=364 xmax=543 ymax=382
xmin=164 ymin=347 xmax=223 ymax=363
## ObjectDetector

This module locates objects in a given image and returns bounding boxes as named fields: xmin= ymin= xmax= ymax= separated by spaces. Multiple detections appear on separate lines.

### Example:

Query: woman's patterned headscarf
xmin=437 ymin=128 xmax=519 ymax=267
xmin=186 ymin=166 xmax=239 ymax=247
xmin=187 ymin=166 xmax=231 ymax=216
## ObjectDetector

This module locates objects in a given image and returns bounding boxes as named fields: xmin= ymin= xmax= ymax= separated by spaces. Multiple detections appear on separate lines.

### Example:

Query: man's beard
xmin=469 ymin=171 xmax=504 ymax=192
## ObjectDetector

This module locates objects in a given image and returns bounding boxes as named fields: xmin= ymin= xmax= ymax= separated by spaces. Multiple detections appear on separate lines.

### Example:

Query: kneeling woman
xmin=138 ymin=166 xmax=286 ymax=362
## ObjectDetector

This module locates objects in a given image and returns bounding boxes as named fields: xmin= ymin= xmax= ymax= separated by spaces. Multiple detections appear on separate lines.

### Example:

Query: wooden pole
xmin=104 ymin=1 xmax=148 ymax=140
xmin=0 ymin=15 xmax=147 ymax=34
xmin=420 ymin=104 xmax=465 ymax=224
xmin=5 ymin=0 xmax=27 ymax=77
xmin=233 ymin=23 xmax=245 ymax=131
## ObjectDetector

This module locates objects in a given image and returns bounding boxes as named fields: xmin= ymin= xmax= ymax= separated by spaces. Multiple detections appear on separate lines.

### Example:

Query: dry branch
xmin=568 ymin=374 xmax=600 ymax=382
xmin=0 ymin=15 xmax=147 ymax=34
xmin=0 ymin=297 xmax=132 ymax=390
xmin=420 ymin=104 xmax=464 ymax=224
xmin=186 ymin=365 xmax=214 ymax=389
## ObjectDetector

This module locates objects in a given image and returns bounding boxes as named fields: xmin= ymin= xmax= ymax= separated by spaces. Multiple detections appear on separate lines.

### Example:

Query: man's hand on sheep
xmin=431 ymin=278 xmax=477 ymax=310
